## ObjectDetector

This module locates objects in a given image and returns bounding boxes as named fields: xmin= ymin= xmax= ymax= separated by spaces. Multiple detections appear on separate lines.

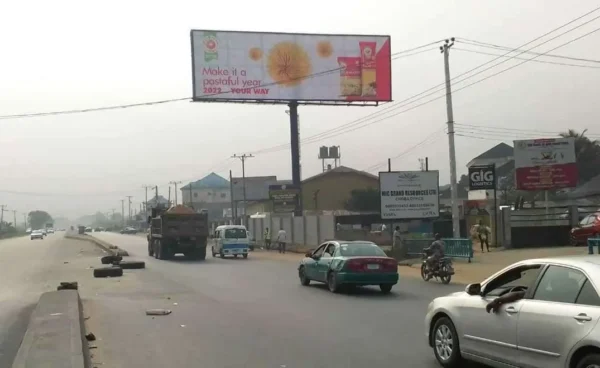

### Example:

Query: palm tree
xmin=559 ymin=129 xmax=600 ymax=183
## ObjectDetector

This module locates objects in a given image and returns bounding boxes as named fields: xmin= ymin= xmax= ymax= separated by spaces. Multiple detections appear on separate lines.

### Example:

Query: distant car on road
xmin=47 ymin=228 xmax=55 ymax=234
xmin=425 ymin=256 xmax=600 ymax=368
xmin=30 ymin=230 xmax=44 ymax=240
xmin=41 ymin=229 xmax=47 ymax=236
xmin=85 ymin=227 xmax=92 ymax=233
xmin=298 ymin=240 xmax=398 ymax=294
xmin=120 ymin=227 xmax=137 ymax=234
xmin=26 ymin=228 xmax=32 ymax=234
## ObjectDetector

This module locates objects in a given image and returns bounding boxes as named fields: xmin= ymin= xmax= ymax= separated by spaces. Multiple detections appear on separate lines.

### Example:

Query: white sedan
xmin=425 ymin=256 xmax=600 ymax=368
xmin=30 ymin=230 xmax=44 ymax=240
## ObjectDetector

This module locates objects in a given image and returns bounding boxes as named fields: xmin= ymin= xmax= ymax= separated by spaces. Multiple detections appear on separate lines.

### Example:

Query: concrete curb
xmin=11 ymin=290 xmax=91 ymax=368
xmin=65 ymin=234 xmax=129 ymax=256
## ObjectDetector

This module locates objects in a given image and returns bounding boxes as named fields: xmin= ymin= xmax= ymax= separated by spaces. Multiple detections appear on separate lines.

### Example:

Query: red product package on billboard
xmin=337 ymin=57 xmax=362 ymax=97
xmin=359 ymin=41 xmax=377 ymax=97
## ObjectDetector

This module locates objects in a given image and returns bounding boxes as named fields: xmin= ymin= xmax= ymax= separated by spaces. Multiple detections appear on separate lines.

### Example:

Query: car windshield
xmin=224 ymin=228 xmax=247 ymax=239
xmin=339 ymin=243 xmax=386 ymax=257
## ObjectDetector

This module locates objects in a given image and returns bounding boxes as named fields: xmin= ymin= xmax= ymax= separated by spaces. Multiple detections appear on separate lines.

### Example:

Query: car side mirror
xmin=465 ymin=283 xmax=482 ymax=296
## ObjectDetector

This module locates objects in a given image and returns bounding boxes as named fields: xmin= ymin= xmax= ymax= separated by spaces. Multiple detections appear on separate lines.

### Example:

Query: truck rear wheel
xmin=148 ymin=241 xmax=154 ymax=257
xmin=197 ymin=247 xmax=206 ymax=261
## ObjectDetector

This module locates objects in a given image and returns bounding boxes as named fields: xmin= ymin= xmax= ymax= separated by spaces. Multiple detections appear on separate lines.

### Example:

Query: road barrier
xmin=405 ymin=238 xmax=474 ymax=262
xmin=587 ymin=238 xmax=600 ymax=254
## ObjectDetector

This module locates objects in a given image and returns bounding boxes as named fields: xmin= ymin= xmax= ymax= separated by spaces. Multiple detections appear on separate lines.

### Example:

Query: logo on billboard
xmin=397 ymin=172 xmax=419 ymax=182
xmin=468 ymin=165 xmax=495 ymax=191
xmin=203 ymin=31 xmax=218 ymax=62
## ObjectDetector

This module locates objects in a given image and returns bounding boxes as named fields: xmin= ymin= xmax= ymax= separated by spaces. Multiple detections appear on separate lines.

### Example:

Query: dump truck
xmin=147 ymin=205 xmax=209 ymax=260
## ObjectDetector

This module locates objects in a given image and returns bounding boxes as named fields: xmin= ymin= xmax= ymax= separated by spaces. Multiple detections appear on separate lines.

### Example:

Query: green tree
xmin=345 ymin=188 xmax=381 ymax=212
xmin=559 ymin=129 xmax=600 ymax=183
xmin=28 ymin=210 xmax=53 ymax=230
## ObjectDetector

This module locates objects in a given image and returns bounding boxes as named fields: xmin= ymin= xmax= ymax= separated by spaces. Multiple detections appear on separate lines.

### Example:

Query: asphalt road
xmin=0 ymin=232 xmax=104 ymax=367
xmin=89 ymin=232 xmax=473 ymax=368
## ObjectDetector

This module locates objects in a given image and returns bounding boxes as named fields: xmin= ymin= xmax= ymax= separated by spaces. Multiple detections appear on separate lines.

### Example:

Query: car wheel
xmin=432 ymin=317 xmax=462 ymax=367
xmin=380 ymin=284 xmax=392 ymax=294
xmin=243 ymin=254 xmax=248 ymax=259
xmin=298 ymin=266 xmax=310 ymax=286
xmin=576 ymin=353 xmax=600 ymax=368
xmin=220 ymin=252 xmax=225 ymax=259
xmin=234 ymin=254 xmax=238 ymax=258
xmin=148 ymin=241 xmax=154 ymax=257
xmin=327 ymin=272 xmax=340 ymax=293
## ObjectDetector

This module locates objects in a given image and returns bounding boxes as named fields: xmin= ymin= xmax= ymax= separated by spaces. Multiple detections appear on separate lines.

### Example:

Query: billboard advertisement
xmin=514 ymin=138 xmax=578 ymax=190
xmin=379 ymin=171 xmax=440 ymax=220
xmin=468 ymin=165 xmax=496 ymax=191
xmin=191 ymin=30 xmax=392 ymax=102
xmin=268 ymin=184 xmax=300 ymax=213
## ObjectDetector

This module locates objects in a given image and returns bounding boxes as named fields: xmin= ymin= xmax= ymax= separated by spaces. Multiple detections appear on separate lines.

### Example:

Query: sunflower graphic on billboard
xmin=267 ymin=42 xmax=312 ymax=87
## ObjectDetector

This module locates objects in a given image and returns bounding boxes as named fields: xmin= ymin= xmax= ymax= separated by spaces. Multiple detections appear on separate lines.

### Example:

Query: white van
xmin=212 ymin=225 xmax=249 ymax=259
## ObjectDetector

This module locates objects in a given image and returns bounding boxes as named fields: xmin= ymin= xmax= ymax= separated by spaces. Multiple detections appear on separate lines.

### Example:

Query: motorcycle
xmin=421 ymin=249 xmax=455 ymax=284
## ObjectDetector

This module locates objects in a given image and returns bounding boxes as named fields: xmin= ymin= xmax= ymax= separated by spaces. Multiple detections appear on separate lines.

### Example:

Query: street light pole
xmin=232 ymin=154 xmax=254 ymax=224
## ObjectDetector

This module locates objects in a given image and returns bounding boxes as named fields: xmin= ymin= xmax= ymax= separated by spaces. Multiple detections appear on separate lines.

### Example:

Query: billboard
xmin=514 ymin=138 xmax=578 ymax=191
xmin=379 ymin=171 xmax=440 ymax=220
xmin=268 ymin=184 xmax=300 ymax=213
xmin=190 ymin=30 xmax=392 ymax=102
xmin=468 ymin=165 xmax=496 ymax=191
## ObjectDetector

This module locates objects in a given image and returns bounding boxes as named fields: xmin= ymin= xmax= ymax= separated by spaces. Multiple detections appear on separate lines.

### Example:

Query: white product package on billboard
xmin=190 ymin=30 xmax=392 ymax=102
xmin=514 ymin=137 xmax=576 ymax=167
xmin=379 ymin=171 xmax=440 ymax=220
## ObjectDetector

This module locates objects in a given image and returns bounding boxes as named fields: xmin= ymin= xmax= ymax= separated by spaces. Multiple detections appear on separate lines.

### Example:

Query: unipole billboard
xmin=513 ymin=138 xmax=578 ymax=191
xmin=379 ymin=171 xmax=440 ymax=220
xmin=190 ymin=30 xmax=392 ymax=103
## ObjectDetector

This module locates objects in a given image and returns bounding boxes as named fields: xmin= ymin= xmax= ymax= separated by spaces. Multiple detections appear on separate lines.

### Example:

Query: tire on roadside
xmin=119 ymin=261 xmax=146 ymax=269
xmin=101 ymin=255 xmax=122 ymax=265
xmin=94 ymin=266 xmax=124 ymax=278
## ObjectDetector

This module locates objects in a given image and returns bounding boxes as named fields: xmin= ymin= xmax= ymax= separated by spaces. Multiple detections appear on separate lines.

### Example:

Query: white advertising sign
xmin=379 ymin=171 xmax=440 ymax=220
xmin=514 ymin=137 xmax=576 ymax=168
xmin=191 ymin=30 xmax=392 ymax=102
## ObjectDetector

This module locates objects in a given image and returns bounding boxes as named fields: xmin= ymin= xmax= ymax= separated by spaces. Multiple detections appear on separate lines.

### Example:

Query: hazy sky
xmin=2 ymin=0 xmax=600 ymax=219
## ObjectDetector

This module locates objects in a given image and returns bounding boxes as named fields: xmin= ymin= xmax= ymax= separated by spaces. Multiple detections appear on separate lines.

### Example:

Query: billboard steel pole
xmin=289 ymin=101 xmax=302 ymax=216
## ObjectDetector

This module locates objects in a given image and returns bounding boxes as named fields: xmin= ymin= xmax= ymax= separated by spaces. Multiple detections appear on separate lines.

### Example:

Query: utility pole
xmin=229 ymin=170 xmax=236 ymax=223
xmin=232 ymin=154 xmax=254 ymax=224
xmin=154 ymin=186 xmax=159 ymax=203
xmin=126 ymin=196 xmax=133 ymax=223
xmin=142 ymin=185 xmax=153 ymax=216
xmin=23 ymin=214 xmax=27 ymax=229
xmin=169 ymin=181 xmax=182 ymax=206
xmin=441 ymin=38 xmax=460 ymax=239
xmin=286 ymin=104 xmax=302 ymax=216
xmin=0 ymin=205 xmax=6 ymax=230
xmin=111 ymin=208 xmax=116 ymax=224
xmin=121 ymin=199 xmax=125 ymax=228
xmin=11 ymin=210 xmax=17 ymax=229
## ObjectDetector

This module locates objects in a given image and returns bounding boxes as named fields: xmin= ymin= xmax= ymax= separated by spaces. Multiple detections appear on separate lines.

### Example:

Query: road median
xmin=65 ymin=233 xmax=129 ymax=256
xmin=12 ymin=290 xmax=91 ymax=368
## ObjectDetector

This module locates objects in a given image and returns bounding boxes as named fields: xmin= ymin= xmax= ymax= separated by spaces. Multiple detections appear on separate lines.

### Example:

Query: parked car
xmin=41 ymin=229 xmax=47 ymax=236
xmin=47 ymin=228 xmax=55 ymax=234
xmin=570 ymin=212 xmax=600 ymax=246
xmin=298 ymin=241 xmax=398 ymax=294
xmin=120 ymin=227 xmax=137 ymax=234
xmin=30 ymin=230 xmax=44 ymax=240
xmin=85 ymin=227 xmax=92 ymax=233
xmin=425 ymin=256 xmax=600 ymax=368
xmin=26 ymin=228 xmax=32 ymax=234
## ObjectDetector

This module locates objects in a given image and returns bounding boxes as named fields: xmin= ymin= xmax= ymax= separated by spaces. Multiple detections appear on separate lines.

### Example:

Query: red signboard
xmin=515 ymin=163 xmax=578 ymax=191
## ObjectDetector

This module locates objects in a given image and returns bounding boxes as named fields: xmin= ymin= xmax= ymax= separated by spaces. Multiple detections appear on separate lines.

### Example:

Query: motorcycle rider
xmin=424 ymin=233 xmax=446 ymax=272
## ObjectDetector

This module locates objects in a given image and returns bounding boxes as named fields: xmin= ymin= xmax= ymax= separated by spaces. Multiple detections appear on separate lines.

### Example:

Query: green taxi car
xmin=298 ymin=241 xmax=399 ymax=294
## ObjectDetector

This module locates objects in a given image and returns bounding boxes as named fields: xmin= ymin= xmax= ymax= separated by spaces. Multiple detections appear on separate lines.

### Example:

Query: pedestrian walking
xmin=478 ymin=220 xmax=491 ymax=252
xmin=264 ymin=227 xmax=271 ymax=250
xmin=276 ymin=227 xmax=287 ymax=254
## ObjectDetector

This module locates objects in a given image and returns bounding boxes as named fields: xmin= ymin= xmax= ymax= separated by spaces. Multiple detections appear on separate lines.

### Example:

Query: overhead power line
xmin=454 ymin=123 xmax=600 ymax=138
xmin=362 ymin=128 xmax=446 ymax=172
xmin=0 ymin=41 xmax=443 ymax=121
xmin=453 ymin=47 xmax=600 ymax=69
xmin=456 ymin=37 xmax=600 ymax=64
xmin=250 ymin=6 xmax=600 ymax=155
